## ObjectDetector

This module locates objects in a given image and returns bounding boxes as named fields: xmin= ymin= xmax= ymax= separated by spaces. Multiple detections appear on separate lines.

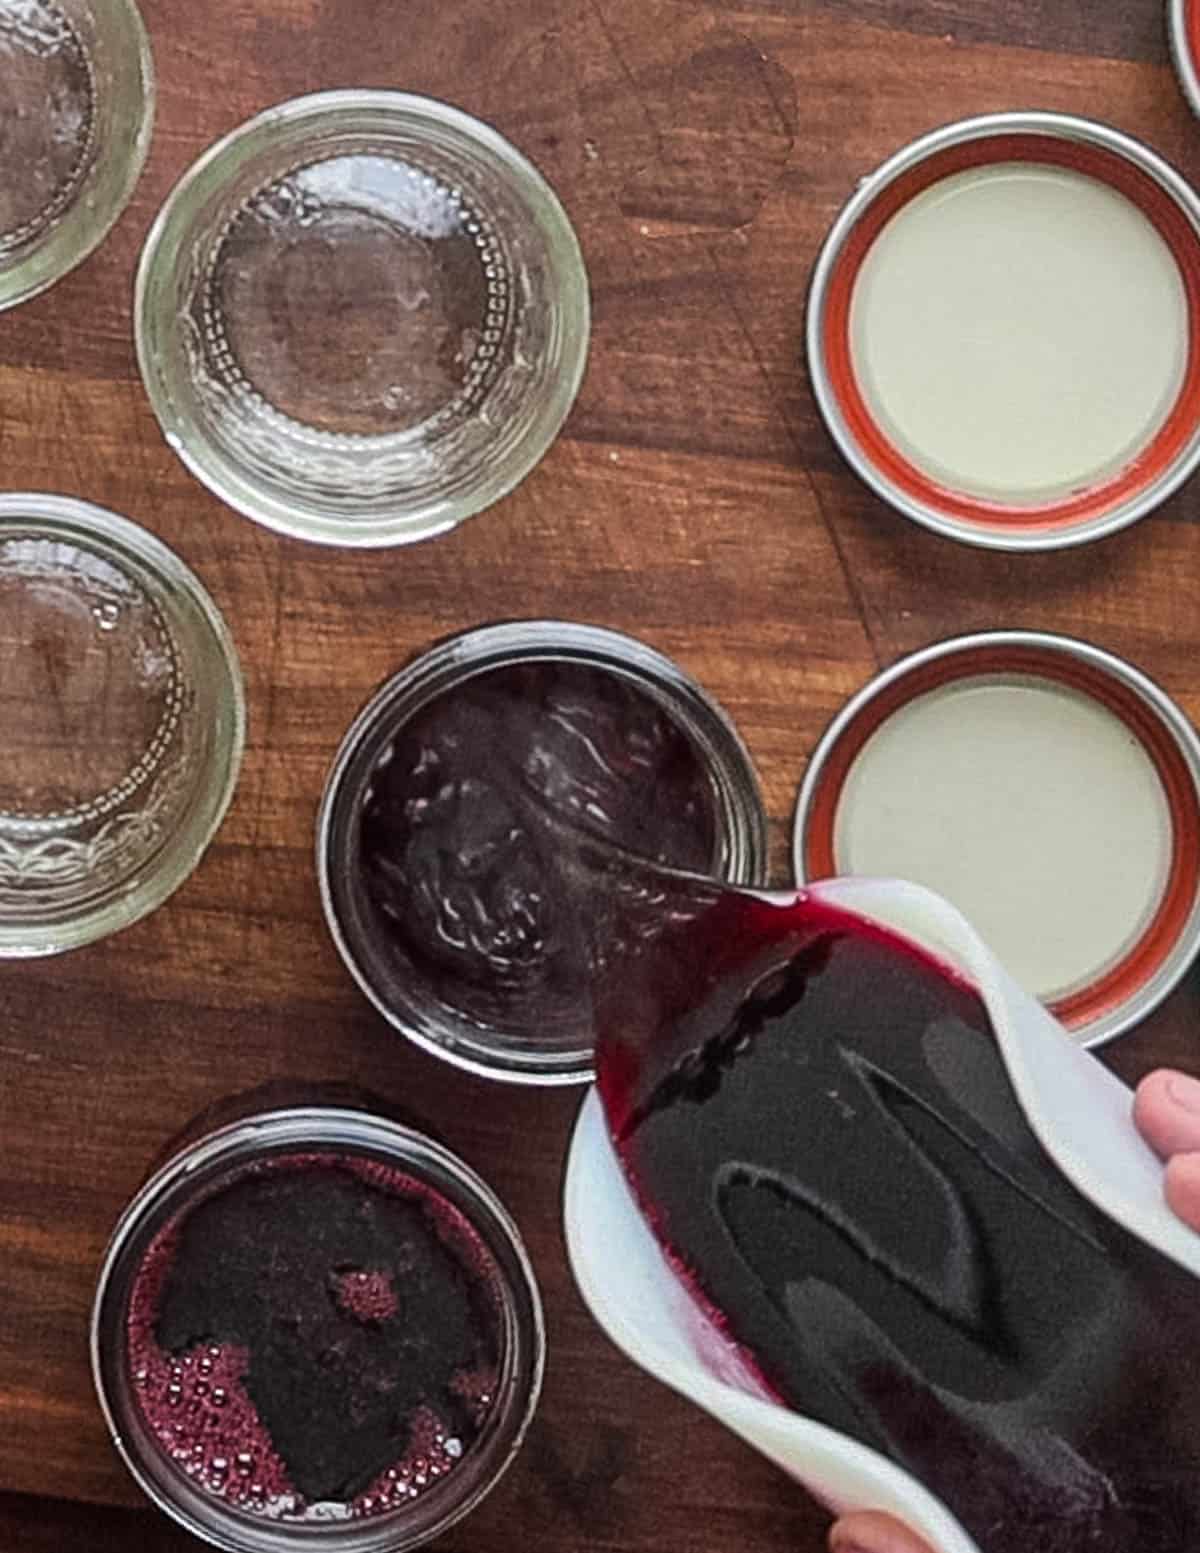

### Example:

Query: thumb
xmin=828 ymin=1510 xmax=939 ymax=1553
xmin=1132 ymin=1068 xmax=1200 ymax=1160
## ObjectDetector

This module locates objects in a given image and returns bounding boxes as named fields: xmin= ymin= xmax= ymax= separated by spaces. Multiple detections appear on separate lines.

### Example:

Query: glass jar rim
xmin=0 ymin=492 xmax=245 ymax=956
xmin=134 ymin=89 xmax=590 ymax=547
xmin=0 ymin=0 xmax=155 ymax=312
xmin=316 ymin=619 xmax=770 ymax=1085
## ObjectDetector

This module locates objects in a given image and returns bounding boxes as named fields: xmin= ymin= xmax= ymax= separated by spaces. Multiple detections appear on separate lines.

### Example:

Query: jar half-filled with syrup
xmin=317 ymin=621 xmax=769 ymax=1084
xmin=91 ymin=1101 xmax=544 ymax=1551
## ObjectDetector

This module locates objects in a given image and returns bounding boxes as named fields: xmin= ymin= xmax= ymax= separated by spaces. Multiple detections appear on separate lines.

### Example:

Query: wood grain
xmin=2 ymin=1 xmax=1199 ymax=1548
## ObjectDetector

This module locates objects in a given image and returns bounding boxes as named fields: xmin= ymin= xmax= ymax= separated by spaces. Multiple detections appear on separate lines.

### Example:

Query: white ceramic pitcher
xmin=564 ymin=877 xmax=1200 ymax=1553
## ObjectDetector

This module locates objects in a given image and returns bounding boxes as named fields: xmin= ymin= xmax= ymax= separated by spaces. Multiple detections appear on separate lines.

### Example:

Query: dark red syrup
xmin=128 ymin=1153 xmax=502 ymax=1521
xmin=594 ymin=888 xmax=1200 ymax=1553
xmin=358 ymin=660 xmax=719 ymax=1037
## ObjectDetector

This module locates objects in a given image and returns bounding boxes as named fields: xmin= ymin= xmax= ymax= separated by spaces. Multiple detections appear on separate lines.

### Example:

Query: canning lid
xmin=136 ymin=90 xmax=590 ymax=548
xmin=318 ymin=621 xmax=769 ymax=1085
xmin=91 ymin=1105 xmax=545 ymax=1552
xmin=0 ymin=494 xmax=245 ymax=955
xmin=1170 ymin=0 xmax=1200 ymax=120
xmin=808 ymin=112 xmax=1200 ymax=550
xmin=793 ymin=633 xmax=1200 ymax=1047
xmin=0 ymin=0 xmax=154 ymax=311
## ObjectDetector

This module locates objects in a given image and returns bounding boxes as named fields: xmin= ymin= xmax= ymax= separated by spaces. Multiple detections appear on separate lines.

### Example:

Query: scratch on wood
xmin=586 ymin=0 xmax=664 ymax=156
xmin=703 ymin=246 xmax=884 ymax=668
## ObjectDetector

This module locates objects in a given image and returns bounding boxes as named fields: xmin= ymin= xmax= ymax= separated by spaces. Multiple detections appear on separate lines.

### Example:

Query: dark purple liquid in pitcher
xmin=595 ymin=890 xmax=1200 ymax=1553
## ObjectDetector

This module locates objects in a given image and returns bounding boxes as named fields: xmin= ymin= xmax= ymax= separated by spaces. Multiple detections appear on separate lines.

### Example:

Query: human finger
xmin=1165 ymin=1151 xmax=1200 ymax=1232
xmin=828 ymin=1509 xmax=939 ymax=1553
xmin=1132 ymin=1068 xmax=1200 ymax=1160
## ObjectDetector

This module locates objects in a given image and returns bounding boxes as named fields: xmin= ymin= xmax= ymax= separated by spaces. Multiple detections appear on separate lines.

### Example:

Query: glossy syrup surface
xmin=127 ymin=1152 xmax=502 ymax=1522
xmin=357 ymin=660 xmax=720 ymax=1042
xmin=596 ymin=892 xmax=1200 ymax=1552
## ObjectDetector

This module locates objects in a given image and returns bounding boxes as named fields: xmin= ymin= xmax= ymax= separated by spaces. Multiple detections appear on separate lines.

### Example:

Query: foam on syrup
xmin=127 ymin=1152 xmax=502 ymax=1522
xmin=332 ymin=1269 xmax=399 ymax=1324
xmin=128 ymin=1227 xmax=295 ymax=1515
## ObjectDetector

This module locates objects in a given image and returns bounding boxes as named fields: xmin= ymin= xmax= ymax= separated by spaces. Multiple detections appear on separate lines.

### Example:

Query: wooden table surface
xmin=4 ymin=0 xmax=1200 ymax=1548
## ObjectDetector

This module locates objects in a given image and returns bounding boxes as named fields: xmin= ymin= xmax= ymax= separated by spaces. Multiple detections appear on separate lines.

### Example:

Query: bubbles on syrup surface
xmin=125 ymin=1152 xmax=504 ymax=1523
